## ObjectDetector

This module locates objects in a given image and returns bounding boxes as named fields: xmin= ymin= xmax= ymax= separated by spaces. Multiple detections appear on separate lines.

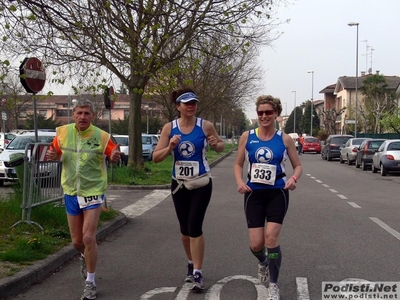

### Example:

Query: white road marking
xmin=329 ymin=189 xmax=338 ymax=193
xmin=120 ymin=189 xmax=171 ymax=218
xmin=140 ymin=287 xmax=177 ymax=299
xmin=370 ymin=217 xmax=400 ymax=241
xmin=175 ymin=283 xmax=192 ymax=300
xmin=347 ymin=202 xmax=361 ymax=208
xmin=205 ymin=275 xmax=268 ymax=299
xmin=296 ymin=277 xmax=311 ymax=300
xmin=322 ymin=184 xmax=330 ymax=187
xmin=337 ymin=194 xmax=348 ymax=199
xmin=315 ymin=180 xmax=322 ymax=183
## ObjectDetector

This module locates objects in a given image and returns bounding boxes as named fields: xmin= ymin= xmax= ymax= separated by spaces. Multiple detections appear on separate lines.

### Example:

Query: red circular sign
xmin=19 ymin=57 xmax=46 ymax=93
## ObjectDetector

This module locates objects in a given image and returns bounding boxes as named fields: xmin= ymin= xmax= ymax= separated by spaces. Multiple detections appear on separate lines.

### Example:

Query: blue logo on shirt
xmin=255 ymin=147 xmax=273 ymax=163
xmin=179 ymin=141 xmax=195 ymax=158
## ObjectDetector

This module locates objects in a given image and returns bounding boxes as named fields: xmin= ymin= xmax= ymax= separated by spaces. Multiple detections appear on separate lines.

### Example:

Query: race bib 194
xmin=77 ymin=195 xmax=104 ymax=209
xmin=250 ymin=163 xmax=277 ymax=185
xmin=174 ymin=161 xmax=200 ymax=179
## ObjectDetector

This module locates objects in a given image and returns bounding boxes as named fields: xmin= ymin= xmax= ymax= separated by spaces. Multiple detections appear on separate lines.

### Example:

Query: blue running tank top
xmin=170 ymin=117 xmax=210 ymax=179
xmin=245 ymin=129 xmax=288 ymax=190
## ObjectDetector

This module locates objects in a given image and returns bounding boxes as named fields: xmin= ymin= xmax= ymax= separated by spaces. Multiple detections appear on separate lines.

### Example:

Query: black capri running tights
xmin=171 ymin=178 xmax=213 ymax=238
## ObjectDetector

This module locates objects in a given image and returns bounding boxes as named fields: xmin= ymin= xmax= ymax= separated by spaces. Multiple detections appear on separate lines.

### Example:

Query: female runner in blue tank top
xmin=153 ymin=88 xmax=224 ymax=291
xmin=234 ymin=95 xmax=302 ymax=300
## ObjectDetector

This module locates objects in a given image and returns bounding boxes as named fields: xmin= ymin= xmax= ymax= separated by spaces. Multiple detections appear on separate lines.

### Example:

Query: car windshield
xmin=305 ymin=138 xmax=318 ymax=143
xmin=142 ymin=136 xmax=152 ymax=144
xmin=115 ymin=136 xmax=128 ymax=146
xmin=331 ymin=137 xmax=351 ymax=145
xmin=387 ymin=142 xmax=400 ymax=151
xmin=352 ymin=139 xmax=365 ymax=146
xmin=6 ymin=136 xmax=54 ymax=150
xmin=369 ymin=141 xmax=384 ymax=149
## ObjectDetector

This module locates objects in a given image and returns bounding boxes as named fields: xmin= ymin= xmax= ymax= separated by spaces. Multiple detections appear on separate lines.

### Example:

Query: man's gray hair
xmin=72 ymin=99 xmax=96 ymax=113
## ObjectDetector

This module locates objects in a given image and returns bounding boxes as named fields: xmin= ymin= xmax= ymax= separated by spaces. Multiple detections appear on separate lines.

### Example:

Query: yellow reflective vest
xmin=55 ymin=124 xmax=112 ymax=197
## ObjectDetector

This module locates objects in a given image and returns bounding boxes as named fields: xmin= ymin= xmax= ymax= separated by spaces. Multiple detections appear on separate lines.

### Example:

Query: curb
xmin=0 ymin=213 xmax=127 ymax=299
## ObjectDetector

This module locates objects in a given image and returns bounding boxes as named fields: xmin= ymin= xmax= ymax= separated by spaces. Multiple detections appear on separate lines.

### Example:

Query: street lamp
xmin=307 ymin=70 xmax=314 ymax=136
xmin=348 ymin=21 xmax=359 ymax=137
xmin=291 ymin=91 xmax=296 ymax=133
xmin=145 ymin=105 xmax=149 ymax=134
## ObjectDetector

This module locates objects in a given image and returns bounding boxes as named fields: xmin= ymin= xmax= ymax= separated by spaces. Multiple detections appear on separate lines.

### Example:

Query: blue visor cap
xmin=176 ymin=92 xmax=199 ymax=103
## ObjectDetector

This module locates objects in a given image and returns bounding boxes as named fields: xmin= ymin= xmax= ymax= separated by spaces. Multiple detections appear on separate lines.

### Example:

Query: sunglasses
xmin=257 ymin=110 xmax=275 ymax=117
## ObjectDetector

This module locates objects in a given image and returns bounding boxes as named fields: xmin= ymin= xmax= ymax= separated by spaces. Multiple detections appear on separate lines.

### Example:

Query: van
xmin=288 ymin=133 xmax=299 ymax=148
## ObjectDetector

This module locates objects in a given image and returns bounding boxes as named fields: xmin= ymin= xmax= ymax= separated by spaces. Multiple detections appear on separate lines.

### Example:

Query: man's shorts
xmin=64 ymin=194 xmax=104 ymax=216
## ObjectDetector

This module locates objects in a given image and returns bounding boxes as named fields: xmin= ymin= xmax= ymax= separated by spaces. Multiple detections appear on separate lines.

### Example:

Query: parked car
xmin=113 ymin=134 xmax=129 ymax=165
xmin=0 ymin=131 xmax=57 ymax=186
xmin=321 ymin=134 xmax=353 ymax=161
xmin=0 ymin=132 xmax=16 ymax=151
xmin=371 ymin=139 xmax=400 ymax=176
xmin=288 ymin=133 xmax=299 ymax=148
xmin=354 ymin=139 xmax=386 ymax=170
xmin=339 ymin=138 xmax=367 ymax=165
xmin=301 ymin=136 xmax=321 ymax=154
xmin=142 ymin=134 xmax=158 ymax=161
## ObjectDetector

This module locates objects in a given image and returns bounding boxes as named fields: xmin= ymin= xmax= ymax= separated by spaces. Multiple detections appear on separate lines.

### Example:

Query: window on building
xmin=39 ymin=110 xmax=47 ymax=117
xmin=124 ymin=110 xmax=129 ymax=119
xmin=56 ymin=110 xmax=69 ymax=117
xmin=102 ymin=110 xmax=109 ymax=119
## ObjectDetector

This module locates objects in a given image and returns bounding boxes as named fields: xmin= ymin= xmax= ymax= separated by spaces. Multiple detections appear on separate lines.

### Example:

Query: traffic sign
xmin=19 ymin=57 xmax=46 ymax=93
xmin=2 ymin=111 xmax=6 ymax=121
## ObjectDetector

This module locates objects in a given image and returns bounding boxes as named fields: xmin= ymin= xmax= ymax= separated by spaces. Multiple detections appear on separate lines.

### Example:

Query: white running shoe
xmin=257 ymin=263 xmax=269 ymax=284
xmin=268 ymin=283 xmax=280 ymax=300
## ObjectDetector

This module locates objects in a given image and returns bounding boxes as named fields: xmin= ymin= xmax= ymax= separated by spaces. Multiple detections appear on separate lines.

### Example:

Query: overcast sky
xmin=246 ymin=0 xmax=400 ymax=120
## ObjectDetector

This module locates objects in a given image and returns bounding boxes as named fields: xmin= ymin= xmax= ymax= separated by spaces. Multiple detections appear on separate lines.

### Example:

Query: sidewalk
xmin=0 ymin=151 xmax=233 ymax=299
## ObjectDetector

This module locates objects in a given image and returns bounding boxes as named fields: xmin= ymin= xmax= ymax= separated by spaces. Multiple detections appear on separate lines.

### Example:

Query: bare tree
xmin=0 ymin=0 xmax=286 ymax=168
xmin=321 ymin=107 xmax=346 ymax=135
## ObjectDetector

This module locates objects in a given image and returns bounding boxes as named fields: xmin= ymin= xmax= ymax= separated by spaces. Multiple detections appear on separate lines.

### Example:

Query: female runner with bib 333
xmin=233 ymin=95 xmax=302 ymax=300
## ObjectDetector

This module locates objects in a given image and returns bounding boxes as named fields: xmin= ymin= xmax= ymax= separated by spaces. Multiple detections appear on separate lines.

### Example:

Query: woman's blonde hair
xmin=255 ymin=95 xmax=282 ymax=116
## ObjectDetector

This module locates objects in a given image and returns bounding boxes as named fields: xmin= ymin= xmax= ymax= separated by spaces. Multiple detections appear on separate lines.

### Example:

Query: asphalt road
xmin=3 ymin=152 xmax=400 ymax=299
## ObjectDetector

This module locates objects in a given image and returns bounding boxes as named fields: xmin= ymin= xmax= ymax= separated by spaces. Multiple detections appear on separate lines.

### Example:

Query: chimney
xmin=361 ymin=71 xmax=366 ymax=76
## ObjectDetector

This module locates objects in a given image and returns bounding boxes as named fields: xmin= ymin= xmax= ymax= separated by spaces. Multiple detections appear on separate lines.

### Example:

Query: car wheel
xmin=355 ymin=159 xmax=360 ymax=168
xmin=361 ymin=160 xmax=367 ymax=171
xmin=347 ymin=156 xmax=353 ymax=165
xmin=372 ymin=163 xmax=377 ymax=173
xmin=327 ymin=152 xmax=332 ymax=161
xmin=316 ymin=151 xmax=321 ymax=154
xmin=0 ymin=180 xmax=3 ymax=187
xmin=340 ymin=155 xmax=344 ymax=164
xmin=380 ymin=164 xmax=388 ymax=176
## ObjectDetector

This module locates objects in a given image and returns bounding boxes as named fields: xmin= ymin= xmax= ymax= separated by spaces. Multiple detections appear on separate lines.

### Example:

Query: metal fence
xmin=11 ymin=142 xmax=64 ymax=230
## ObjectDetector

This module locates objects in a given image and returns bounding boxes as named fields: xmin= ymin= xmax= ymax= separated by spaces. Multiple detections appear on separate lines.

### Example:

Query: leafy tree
xmin=285 ymin=106 xmax=303 ymax=133
xmin=359 ymin=74 xmax=397 ymax=133
xmin=300 ymin=101 xmax=320 ymax=136
xmin=25 ymin=114 xmax=61 ymax=130
xmin=0 ymin=0 xmax=286 ymax=169
xmin=380 ymin=107 xmax=400 ymax=133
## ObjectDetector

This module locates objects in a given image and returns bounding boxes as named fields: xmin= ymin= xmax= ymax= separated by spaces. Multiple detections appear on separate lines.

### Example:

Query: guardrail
xmin=11 ymin=142 xmax=64 ymax=230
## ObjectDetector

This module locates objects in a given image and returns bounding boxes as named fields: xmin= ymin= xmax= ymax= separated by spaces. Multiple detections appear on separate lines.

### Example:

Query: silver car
xmin=371 ymin=139 xmax=400 ymax=176
xmin=339 ymin=138 xmax=367 ymax=165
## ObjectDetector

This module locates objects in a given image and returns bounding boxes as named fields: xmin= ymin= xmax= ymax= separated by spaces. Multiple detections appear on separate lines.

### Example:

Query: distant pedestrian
xmin=46 ymin=99 xmax=121 ymax=300
xmin=153 ymin=87 xmax=224 ymax=291
xmin=298 ymin=135 xmax=304 ymax=155
xmin=234 ymin=95 xmax=302 ymax=300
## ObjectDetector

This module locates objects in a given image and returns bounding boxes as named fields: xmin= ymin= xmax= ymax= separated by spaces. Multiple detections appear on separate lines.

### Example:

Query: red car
xmin=301 ymin=136 xmax=321 ymax=154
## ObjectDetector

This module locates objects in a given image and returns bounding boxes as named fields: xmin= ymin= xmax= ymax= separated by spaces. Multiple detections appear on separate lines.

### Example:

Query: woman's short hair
xmin=255 ymin=95 xmax=282 ymax=116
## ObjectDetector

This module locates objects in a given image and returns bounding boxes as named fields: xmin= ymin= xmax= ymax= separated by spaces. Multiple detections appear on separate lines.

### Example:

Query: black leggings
xmin=171 ymin=178 xmax=212 ymax=238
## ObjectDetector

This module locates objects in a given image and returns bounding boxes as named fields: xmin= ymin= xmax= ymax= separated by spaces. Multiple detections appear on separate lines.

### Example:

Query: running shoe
xmin=192 ymin=271 xmax=205 ymax=291
xmin=268 ymin=283 xmax=280 ymax=300
xmin=185 ymin=263 xmax=194 ymax=283
xmin=81 ymin=281 xmax=97 ymax=300
xmin=258 ymin=262 xmax=269 ymax=284
xmin=80 ymin=256 xmax=87 ymax=279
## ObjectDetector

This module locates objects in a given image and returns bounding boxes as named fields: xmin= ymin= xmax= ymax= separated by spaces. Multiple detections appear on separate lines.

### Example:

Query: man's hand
xmin=46 ymin=145 xmax=58 ymax=161
xmin=110 ymin=143 xmax=122 ymax=164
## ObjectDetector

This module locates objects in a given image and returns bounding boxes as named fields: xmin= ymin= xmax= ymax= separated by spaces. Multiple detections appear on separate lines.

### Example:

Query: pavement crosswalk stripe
xmin=296 ymin=277 xmax=311 ymax=300
xmin=120 ymin=189 xmax=171 ymax=218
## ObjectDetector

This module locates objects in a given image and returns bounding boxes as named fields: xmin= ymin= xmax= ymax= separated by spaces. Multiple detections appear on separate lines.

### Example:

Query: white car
xmin=0 ymin=131 xmax=56 ymax=186
xmin=113 ymin=134 xmax=129 ymax=165
xmin=0 ymin=132 xmax=16 ymax=151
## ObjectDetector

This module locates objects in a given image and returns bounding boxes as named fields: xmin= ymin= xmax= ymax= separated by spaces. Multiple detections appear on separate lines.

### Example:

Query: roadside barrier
xmin=11 ymin=142 xmax=63 ymax=230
